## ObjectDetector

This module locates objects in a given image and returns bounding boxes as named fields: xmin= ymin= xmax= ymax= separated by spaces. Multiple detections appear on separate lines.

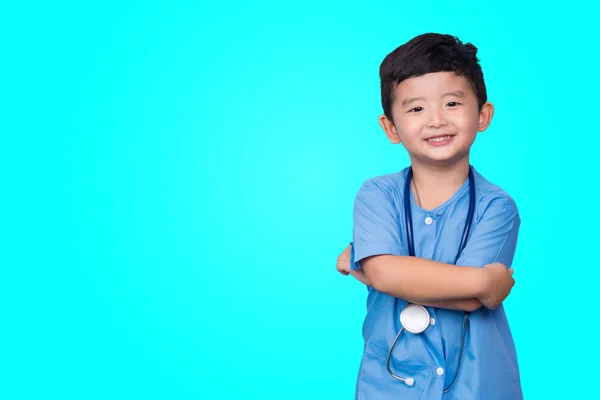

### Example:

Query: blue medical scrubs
xmin=351 ymin=167 xmax=522 ymax=400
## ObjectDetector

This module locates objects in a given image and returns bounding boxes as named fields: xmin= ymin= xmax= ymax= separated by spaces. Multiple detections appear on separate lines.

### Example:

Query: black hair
xmin=380 ymin=33 xmax=487 ymax=123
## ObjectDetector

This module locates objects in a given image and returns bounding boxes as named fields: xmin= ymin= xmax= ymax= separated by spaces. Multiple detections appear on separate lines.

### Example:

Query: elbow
xmin=362 ymin=256 xmax=393 ymax=293
xmin=369 ymin=274 xmax=388 ymax=293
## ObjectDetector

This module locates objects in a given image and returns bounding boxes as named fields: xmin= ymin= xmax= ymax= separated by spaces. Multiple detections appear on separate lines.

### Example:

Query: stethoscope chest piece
xmin=400 ymin=304 xmax=431 ymax=334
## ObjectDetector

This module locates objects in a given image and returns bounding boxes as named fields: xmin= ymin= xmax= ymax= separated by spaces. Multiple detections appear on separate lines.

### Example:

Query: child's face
xmin=379 ymin=72 xmax=493 ymax=166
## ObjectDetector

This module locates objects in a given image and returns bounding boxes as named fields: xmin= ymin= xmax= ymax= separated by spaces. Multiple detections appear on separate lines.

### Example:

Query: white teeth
xmin=427 ymin=135 xmax=451 ymax=142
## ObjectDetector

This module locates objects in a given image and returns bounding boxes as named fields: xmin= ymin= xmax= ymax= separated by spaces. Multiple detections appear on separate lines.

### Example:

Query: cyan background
xmin=2 ymin=1 xmax=598 ymax=398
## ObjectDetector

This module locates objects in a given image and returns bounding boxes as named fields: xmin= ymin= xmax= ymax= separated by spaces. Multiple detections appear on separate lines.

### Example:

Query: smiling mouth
xmin=425 ymin=135 xmax=455 ymax=142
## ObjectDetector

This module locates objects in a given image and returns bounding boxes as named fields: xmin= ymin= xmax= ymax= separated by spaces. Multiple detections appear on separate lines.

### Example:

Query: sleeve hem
xmin=351 ymin=242 xmax=403 ymax=270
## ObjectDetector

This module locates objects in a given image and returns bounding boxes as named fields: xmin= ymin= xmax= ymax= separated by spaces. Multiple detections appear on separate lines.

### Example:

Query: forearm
xmin=415 ymin=298 xmax=483 ymax=312
xmin=363 ymin=255 xmax=486 ymax=302
xmin=347 ymin=269 xmax=483 ymax=311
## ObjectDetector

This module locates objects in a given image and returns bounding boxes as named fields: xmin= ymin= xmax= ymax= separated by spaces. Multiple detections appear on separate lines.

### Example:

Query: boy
xmin=335 ymin=33 xmax=523 ymax=399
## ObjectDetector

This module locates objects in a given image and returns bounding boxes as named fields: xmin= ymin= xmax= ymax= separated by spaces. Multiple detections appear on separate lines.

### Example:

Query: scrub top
xmin=351 ymin=167 xmax=522 ymax=400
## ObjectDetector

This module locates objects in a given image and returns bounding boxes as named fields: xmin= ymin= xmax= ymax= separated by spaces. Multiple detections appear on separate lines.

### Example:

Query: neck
xmin=410 ymin=158 xmax=470 ymax=210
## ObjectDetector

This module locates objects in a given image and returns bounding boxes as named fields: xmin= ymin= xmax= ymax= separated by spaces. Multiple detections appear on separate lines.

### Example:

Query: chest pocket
xmin=356 ymin=342 xmax=432 ymax=400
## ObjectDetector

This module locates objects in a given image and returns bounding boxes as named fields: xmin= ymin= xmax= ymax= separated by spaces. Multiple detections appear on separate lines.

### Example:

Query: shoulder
xmin=353 ymin=169 xmax=408 ymax=212
xmin=357 ymin=168 xmax=408 ymax=197
xmin=472 ymin=168 xmax=519 ymax=219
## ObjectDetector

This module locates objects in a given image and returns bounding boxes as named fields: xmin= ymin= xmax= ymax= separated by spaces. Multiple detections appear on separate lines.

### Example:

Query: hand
xmin=336 ymin=245 xmax=352 ymax=275
xmin=478 ymin=263 xmax=515 ymax=309
xmin=336 ymin=244 xmax=372 ymax=286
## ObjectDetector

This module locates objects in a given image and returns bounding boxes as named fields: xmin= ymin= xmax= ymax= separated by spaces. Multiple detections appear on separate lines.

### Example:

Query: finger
xmin=337 ymin=247 xmax=349 ymax=260
xmin=508 ymin=268 xmax=514 ymax=276
xmin=337 ymin=267 xmax=349 ymax=275
xmin=336 ymin=262 xmax=350 ymax=274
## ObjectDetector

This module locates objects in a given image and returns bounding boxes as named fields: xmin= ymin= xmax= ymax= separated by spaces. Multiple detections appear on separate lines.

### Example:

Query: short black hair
xmin=380 ymin=33 xmax=487 ymax=123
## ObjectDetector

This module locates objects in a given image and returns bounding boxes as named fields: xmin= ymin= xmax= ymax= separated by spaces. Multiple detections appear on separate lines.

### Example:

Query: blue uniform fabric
xmin=351 ymin=167 xmax=522 ymax=400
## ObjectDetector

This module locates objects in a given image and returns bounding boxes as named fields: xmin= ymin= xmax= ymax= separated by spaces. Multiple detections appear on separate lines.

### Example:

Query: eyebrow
xmin=400 ymin=90 xmax=466 ymax=108
xmin=401 ymin=96 xmax=425 ymax=107
xmin=443 ymin=90 xmax=466 ymax=98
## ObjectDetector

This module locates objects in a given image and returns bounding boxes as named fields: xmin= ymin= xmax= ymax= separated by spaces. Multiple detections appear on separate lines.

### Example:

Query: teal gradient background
xmin=2 ymin=1 xmax=599 ymax=398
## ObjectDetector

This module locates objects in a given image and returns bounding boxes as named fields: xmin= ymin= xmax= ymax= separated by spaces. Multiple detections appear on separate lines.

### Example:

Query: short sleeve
xmin=351 ymin=180 xmax=403 ymax=270
xmin=455 ymin=197 xmax=521 ymax=268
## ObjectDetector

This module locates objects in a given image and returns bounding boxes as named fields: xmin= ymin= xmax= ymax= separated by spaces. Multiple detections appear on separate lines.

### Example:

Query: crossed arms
xmin=338 ymin=181 xmax=521 ymax=311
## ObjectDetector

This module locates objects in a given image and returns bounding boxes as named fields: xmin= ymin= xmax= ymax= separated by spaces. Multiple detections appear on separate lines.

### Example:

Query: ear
xmin=379 ymin=114 xmax=401 ymax=144
xmin=477 ymin=102 xmax=494 ymax=132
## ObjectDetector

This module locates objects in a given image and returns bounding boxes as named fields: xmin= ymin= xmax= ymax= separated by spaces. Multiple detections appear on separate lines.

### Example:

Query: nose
xmin=427 ymin=108 xmax=447 ymax=129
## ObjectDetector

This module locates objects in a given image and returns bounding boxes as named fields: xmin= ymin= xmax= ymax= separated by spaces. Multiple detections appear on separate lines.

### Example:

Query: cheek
xmin=396 ymin=118 xmax=424 ymax=139
xmin=454 ymin=111 xmax=479 ymax=133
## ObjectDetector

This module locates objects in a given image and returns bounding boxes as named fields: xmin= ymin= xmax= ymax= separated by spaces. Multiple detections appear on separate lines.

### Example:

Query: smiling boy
xmin=335 ymin=33 xmax=523 ymax=399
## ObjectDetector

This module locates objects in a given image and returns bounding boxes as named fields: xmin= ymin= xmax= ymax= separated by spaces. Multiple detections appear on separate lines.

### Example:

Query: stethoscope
xmin=386 ymin=166 xmax=475 ymax=392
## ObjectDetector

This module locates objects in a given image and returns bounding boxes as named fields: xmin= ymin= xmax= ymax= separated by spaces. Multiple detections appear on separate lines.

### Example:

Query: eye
xmin=446 ymin=102 xmax=460 ymax=107
xmin=408 ymin=106 xmax=424 ymax=113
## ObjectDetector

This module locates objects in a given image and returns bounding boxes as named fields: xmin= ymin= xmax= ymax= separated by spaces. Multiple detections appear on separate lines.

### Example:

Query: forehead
xmin=394 ymin=72 xmax=475 ymax=101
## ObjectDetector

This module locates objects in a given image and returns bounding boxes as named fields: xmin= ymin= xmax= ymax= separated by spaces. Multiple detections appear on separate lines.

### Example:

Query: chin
xmin=417 ymin=151 xmax=470 ymax=166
